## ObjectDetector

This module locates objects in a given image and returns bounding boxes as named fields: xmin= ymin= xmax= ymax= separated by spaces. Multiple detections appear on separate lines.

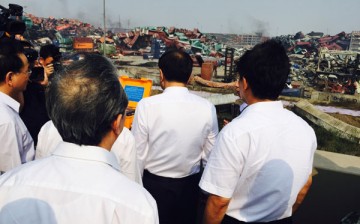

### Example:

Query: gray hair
xmin=46 ymin=53 xmax=128 ymax=145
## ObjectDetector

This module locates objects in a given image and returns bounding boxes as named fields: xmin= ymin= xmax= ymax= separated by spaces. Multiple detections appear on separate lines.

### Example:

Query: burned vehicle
xmin=315 ymin=49 xmax=360 ymax=94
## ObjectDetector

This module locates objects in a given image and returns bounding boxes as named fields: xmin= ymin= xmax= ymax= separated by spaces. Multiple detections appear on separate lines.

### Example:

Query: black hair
xmin=46 ymin=53 xmax=128 ymax=146
xmin=236 ymin=40 xmax=290 ymax=100
xmin=158 ymin=49 xmax=193 ymax=83
xmin=23 ymin=48 xmax=38 ymax=65
xmin=40 ymin=44 xmax=61 ymax=61
xmin=0 ymin=39 xmax=24 ymax=82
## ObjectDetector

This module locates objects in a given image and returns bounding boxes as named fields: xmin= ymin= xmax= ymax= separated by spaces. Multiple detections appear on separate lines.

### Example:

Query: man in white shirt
xmin=0 ymin=53 xmax=158 ymax=224
xmin=132 ymin=49 xmax=219 ymax=224
xmin=36 ymin=120 xmax=142 ymax=185
xmin=0 ymin=39 xmax=34 ymax=174
xmin=199 ymin=40 xmax=317 ymax=224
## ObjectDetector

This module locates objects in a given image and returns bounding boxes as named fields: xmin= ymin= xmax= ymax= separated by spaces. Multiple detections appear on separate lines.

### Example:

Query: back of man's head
xmin=46 ymin=53 xmax=128 ymax=146
xmin=236 ymin=40 xmax=290 ymax=100
xmin=0 ymin=39 xmax=24 ymax=82
xmin=158 ymin=49 xmax=193 ymax=83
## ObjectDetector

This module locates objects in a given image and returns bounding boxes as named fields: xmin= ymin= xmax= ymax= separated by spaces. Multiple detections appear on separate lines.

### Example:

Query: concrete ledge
xmin=311 ymin=91 xmax=360 ymax=105
xmin=201 ymin=93 xmax=239 ymax=106
xmin=314 ymin=150 xmax=360 ymax=176
xmin=295 ymin=151 xmax=360 ymax=223
xmin=294 ymin=100 xmax=360 ymax=144
xmin=189 ymin=90 xmax=240 ymax=106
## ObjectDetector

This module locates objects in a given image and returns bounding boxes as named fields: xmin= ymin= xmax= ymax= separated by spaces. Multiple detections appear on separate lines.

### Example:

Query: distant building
xmin=108 ymin=27 xmax=131 ymax=34
xmin=209 ymin=33 xmax=269 ymax=49
xmin=231 ymin=34 xmax=269 ymax=48
xmin=239 ymin=33 xmax=262 ymax=46
xmin=349 ymin=31 xmax=360 ymax=52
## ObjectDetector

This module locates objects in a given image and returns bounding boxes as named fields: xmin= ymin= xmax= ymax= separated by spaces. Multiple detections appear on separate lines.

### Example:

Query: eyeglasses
xmin=125 ymin=109 xmax=135 ymax=117
xmin=18 ymin=70 xmax=32 ymax=75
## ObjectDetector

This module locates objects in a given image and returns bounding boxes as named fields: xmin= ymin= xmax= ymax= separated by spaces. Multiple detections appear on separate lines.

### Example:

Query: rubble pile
xmin=274 ymin=31 xmax=359 ymax=95
xmin=114 ymin=26 xmax=228 ymax=58
xmin=23 ymin=13 xmax=102 ymax=50
xmin=274 ymin=31 xmax=351 ymax=58
xmin=19 ymin=13 xmax=359 ymax=95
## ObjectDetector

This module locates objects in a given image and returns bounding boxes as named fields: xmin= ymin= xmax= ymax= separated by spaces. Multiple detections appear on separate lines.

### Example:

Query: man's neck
xmin=0 ymin=86 xmax=14 ymax=99
xmin=246 ymin=98 xmax=273 ymax=105
xmin=163 ymin=81 xmax=186 ymax=89
xmin=244 ymin=92 xmax=274 ymax=105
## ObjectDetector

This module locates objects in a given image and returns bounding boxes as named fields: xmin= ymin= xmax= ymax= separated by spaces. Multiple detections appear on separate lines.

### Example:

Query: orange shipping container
xmin=73 ymin=37 xmax=94 ymax=51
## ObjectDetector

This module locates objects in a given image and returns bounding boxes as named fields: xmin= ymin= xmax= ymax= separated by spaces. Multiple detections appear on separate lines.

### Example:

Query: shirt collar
xmin=0 ymin=91 xmax=20 ymax=113
xmin=241 ymin=101 xmax=283 ymax=116
xmin=163 ymin=86 xmax=189 ymax=94
xmin=52 ymin=142 xmax=120 ymax=171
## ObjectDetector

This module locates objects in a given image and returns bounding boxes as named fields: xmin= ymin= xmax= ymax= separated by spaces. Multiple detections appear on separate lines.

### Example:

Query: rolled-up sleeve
xmin=200 ymin=130 xmax=249 ymax=198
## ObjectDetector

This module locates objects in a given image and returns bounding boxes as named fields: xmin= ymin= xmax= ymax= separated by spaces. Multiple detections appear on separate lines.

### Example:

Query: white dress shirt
xmin=36 ymin=120 xmax=142 ymax=185
xmin=131 ymin=87 xmax=219 ymax=178
xmin=0 ymin=92 xmax=34 ymax=173
xmin=200 ymin=101 xmax=317 ymax=222
xmin=0 ymin=142 xmax=158 ymax=224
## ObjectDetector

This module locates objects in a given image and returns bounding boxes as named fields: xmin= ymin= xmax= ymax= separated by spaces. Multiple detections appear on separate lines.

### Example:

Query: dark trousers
xmin=143 ymin=170 xmax=201 ymax=224
xmin=222 ymin=215 xmax=293 ymax=224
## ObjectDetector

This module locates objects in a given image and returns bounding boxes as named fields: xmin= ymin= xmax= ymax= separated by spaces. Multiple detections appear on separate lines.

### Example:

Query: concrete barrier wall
xmin=311 ymin=91 xmax=360 ymax=105
xmin=314 ymin=150 xmax=360 ymax=175
xmin=294 ymin=150 xmax=360 ymax=224
xmin=293 ymin=100 xmax=360 ymax=144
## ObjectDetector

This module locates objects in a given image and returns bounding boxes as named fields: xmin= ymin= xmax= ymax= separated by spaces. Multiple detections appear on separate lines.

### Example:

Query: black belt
xmin=143 ymin=169 xmax=200 ymax=183
xmin=222 ymin=214 xmax=293 ymax=224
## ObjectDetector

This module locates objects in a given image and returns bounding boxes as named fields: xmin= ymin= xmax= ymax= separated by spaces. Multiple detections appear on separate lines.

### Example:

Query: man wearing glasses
xmin=0 ymin=38 xmax=35 ymax=174
xmin=0 ymin=53 xmax=158 ymax=223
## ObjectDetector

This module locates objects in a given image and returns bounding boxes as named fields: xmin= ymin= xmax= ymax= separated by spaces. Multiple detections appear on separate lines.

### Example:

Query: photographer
xmin=39 ymin=44 xmax=62 ymax=80
xmin=20 ymin=45 xmax=52 ymax=147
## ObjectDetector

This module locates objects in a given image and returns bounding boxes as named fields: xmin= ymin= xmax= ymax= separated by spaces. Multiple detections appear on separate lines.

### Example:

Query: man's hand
xmin=44 ymin=63 xmax=54 ymax=78
xmin=293 ymin=175 xmax=312 ymax=213
xmin=38 ymin=71 xmax=49 ymax=86
xmin=203 ymin=194 xmax=231 ymax=224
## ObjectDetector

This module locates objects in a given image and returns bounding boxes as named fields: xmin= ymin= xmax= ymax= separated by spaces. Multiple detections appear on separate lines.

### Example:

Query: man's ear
xmin=112 ymin=114 xmax=124 ymax=136
xmin=159 ymin=69 xmax=164 ymax=81
xmin=159 ymin=69 xmax=165 ymax=89
xmin=242 ymin=77 xmax=249 ymax=90
xmin=5 ymin=72 xmax=14 ymax=87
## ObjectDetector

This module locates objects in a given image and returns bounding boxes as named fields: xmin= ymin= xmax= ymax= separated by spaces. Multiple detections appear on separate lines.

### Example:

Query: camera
xmin=53 ymin=61 xmax=62 ymax=72
xmin=0 ymin=4 xmax=26 ymax=38
xmin=52 ymin=50 xmax=63 ymax=72
xmin=23 ymin=47 xmax=45 ymax=82
xmin=29 ymin=67 xmax=45 ymax=82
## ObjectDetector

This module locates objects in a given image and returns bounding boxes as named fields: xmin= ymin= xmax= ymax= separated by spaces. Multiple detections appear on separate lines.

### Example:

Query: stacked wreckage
xmin=18 ymin=12 xmax=360 ymax=96
xmin=274 ymin=31 xmax=360 ymax=95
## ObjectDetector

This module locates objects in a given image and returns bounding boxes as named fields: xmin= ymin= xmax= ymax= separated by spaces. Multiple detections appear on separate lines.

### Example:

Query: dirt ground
xmin=329 ymin=113 xmax=360 ymax=128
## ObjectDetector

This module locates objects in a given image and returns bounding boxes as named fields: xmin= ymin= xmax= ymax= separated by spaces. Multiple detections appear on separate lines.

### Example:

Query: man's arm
xmin=131 ymin=102 xmax=149 ymax=176
xmin=112 ymin=127 xmax=143 ymax=185
xmin=203 ymin=194 xmax=231 ymax=224
xmin=293 ymin=174 xmax=312 ymax=213
xmin=202 ymin=105 xmax=219 ymax=166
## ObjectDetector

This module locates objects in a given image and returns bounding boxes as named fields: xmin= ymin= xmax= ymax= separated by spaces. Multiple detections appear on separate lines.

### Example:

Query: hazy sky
xmin=2 ymin=0 xmax=360 ymax=36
